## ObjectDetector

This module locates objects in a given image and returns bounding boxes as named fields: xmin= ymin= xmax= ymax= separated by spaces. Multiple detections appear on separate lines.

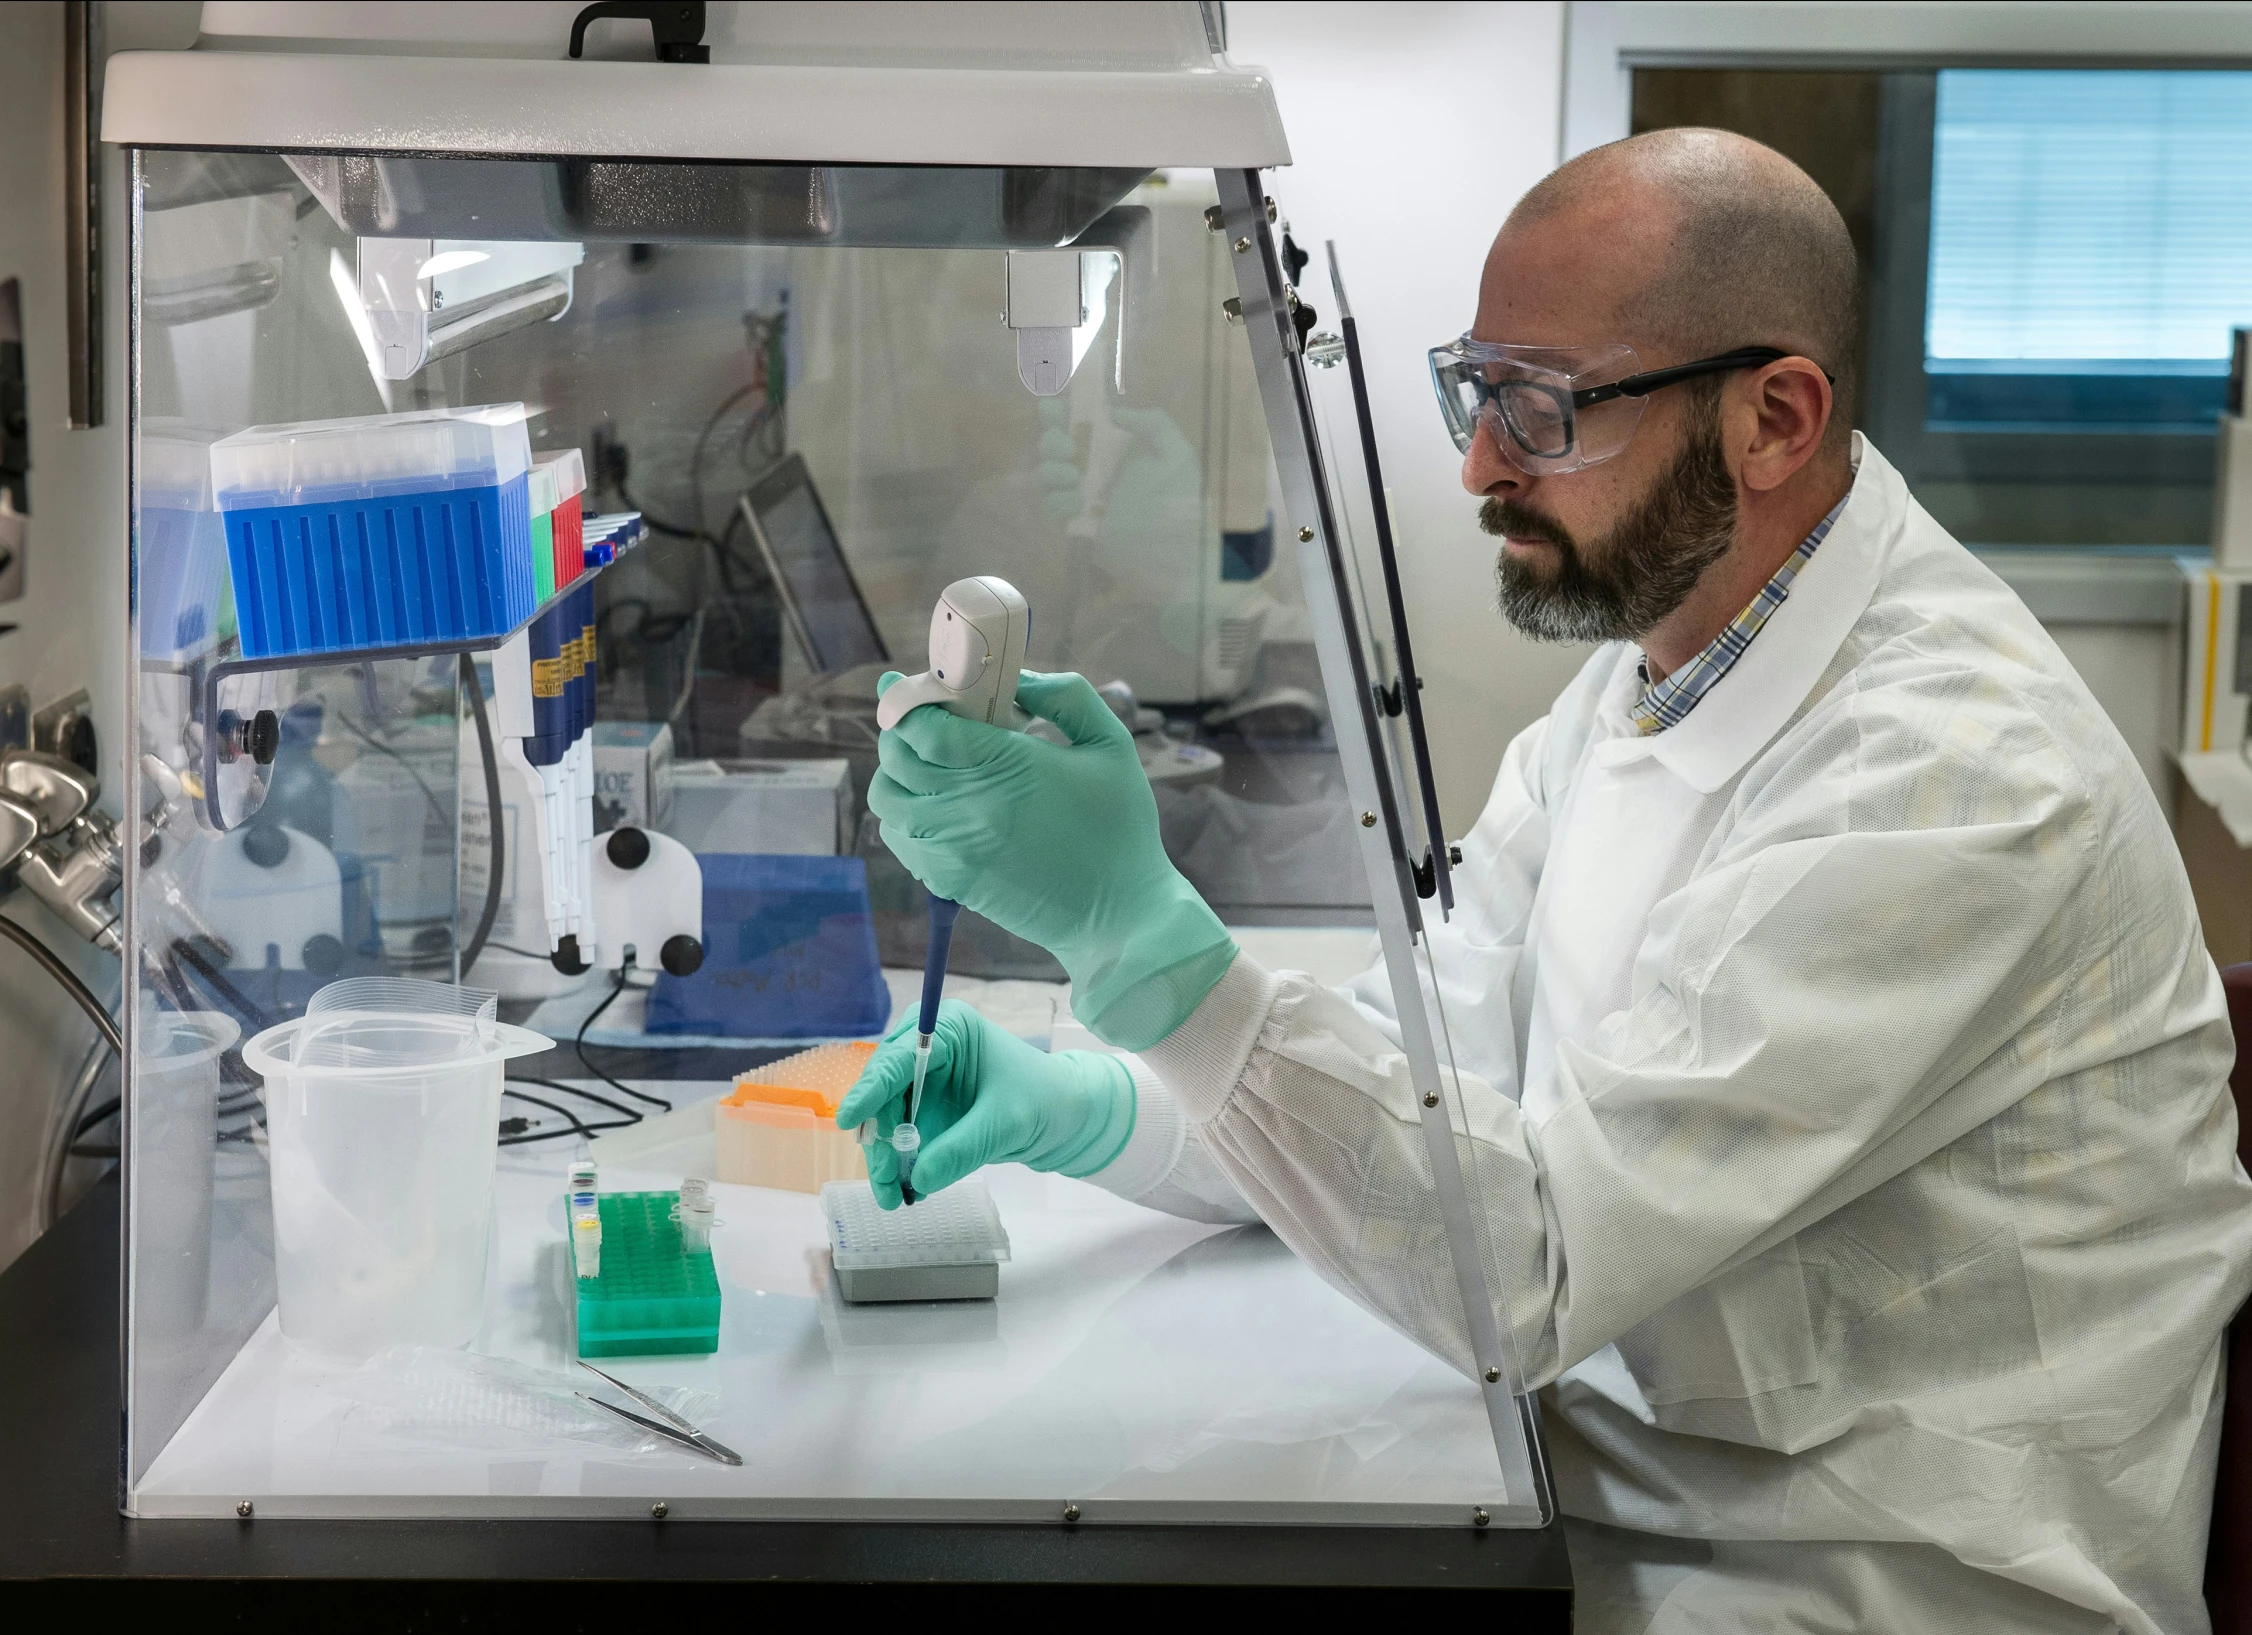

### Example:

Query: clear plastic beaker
xmin=244 ymin=979 xmax=548 ymax=1359
xmin=134 ymin=1008 xmax=240 ymax=1344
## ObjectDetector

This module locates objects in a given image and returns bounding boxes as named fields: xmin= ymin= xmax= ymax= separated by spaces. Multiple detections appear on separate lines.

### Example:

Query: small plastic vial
xmin=891 ymin=1121 xmax=921 ymax=1203
xmin=678 ymin=1196 xmax=717 ymax=1255
xmin=572 ymin=1214 xmax=602 ymax=1280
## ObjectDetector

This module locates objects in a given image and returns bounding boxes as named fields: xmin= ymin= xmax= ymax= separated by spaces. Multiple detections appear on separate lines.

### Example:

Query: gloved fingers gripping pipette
xmin=857 ymin=576 xmax=1030 ymax=1205
xmin=837 ymin=999 xmax=1138 ymax=1207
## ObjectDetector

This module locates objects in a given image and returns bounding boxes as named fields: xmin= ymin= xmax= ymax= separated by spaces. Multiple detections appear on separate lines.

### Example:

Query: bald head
xmin=1504 ymin=128 xmax=1858 ymax=444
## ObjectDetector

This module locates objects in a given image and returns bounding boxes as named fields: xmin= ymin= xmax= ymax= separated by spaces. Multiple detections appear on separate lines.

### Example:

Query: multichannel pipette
xmin=894 ymin=895 xmax=962 ymax=1205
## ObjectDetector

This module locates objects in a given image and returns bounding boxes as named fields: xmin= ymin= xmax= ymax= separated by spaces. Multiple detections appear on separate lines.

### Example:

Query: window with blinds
xmin=1925 ymin=69 xmax=2252 ymax=429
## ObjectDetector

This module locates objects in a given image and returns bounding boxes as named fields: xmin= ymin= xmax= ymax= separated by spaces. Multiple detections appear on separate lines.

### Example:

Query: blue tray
xmin=647 ymin=853 xmax=893 ymax=1040
xmin=221 ymin=474 xmax=533 ymax=660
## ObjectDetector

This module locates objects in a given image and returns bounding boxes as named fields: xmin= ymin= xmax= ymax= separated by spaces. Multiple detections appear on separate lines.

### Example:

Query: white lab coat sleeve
xmin=1139 ymin=682 xmax=2118 ymax=1394
xmin=1081 ymin=1057 xmax=1263 ymax=1225
xmin=1087 ymin=702 xmax=1571 ymax=1231
xmin=1141 ymin=948 xmax=1549 ymax=1379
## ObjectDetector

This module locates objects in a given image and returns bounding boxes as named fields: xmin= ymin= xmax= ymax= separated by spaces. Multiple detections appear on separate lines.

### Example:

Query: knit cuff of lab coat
xmin=1137 ymin=949 xmax=1282 ymax=1125
xmin=1083 ymin=1056 xmax=1185 ymax=1202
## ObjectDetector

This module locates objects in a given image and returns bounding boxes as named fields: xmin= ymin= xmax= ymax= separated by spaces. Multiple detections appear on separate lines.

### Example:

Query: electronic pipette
xmin=875 ymin=575 xmax=1031 ymax=1205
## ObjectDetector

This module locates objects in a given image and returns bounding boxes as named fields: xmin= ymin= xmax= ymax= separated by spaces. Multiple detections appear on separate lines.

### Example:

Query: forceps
xmin=574 ymin=1360 xmax=743 ymax=1466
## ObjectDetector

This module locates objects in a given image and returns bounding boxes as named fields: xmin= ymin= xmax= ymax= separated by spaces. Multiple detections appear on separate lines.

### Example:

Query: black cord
xmin=459 ymin=652 xmax=505 ymax=973
xmin=0 ymin=915 xmax=121 ymax=1054
xmin=501 ymin=1088 xmax=602 ymax=1144
xmin=73 ymin=1097 xmax=119 ymax=1138
xmin=168 ymin=942 xmax=275 ymax=1035
xmin=508 ymin=1073 xmax=645 ymax=1126
xmin=576 ymin=962 xmax=671 ymax=1112
xmin=613 ymin=480 xmax=700 ymax=541
xmin=500 ymin=1084 xmax=642 ymax=1146
xmin=330 ymin=708 xmax=452 ymax=839
xmin=683 ymin=381 xmax=760 ymax=542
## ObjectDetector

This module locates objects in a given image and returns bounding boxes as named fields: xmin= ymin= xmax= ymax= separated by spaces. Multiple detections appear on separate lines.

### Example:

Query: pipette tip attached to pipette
xmin=894 ymin=896 xmax=962 ymax=1206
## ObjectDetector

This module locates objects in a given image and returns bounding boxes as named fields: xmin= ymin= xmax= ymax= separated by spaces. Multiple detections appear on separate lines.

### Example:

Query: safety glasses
xmin=1427 ymin=339 xmax=1797 ymax=475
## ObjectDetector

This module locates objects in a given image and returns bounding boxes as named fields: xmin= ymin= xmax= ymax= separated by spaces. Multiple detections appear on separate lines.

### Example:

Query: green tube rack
xmin=575 ymin=1191 xmax=722 ymax=1358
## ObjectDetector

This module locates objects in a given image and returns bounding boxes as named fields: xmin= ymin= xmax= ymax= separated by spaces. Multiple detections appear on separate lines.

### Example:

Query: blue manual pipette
xmin=895 ymin=895 xmax=961 ymax=1205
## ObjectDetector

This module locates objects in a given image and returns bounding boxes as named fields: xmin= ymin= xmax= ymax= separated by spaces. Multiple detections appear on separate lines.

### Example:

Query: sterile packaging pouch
xmin=645 ymin=853 xmax=891 ymax=1039
xmin=715 ymin=1041 xmax=876 ymax=1192
xmin=210 ymin=403 xmax=534 ymax=659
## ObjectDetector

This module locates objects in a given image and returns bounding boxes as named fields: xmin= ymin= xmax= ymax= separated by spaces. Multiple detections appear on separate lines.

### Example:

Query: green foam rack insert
xmin=575 ymin=1191 xmax=721 ymax=1358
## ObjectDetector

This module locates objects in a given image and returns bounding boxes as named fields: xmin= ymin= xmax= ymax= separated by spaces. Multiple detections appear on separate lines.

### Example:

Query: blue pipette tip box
xmin=211 ymin=405 xmax=536 ymax=660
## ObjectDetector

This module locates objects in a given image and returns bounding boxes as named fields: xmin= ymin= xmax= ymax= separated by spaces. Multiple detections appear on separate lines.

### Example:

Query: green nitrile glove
xmin=870 ymin=668 xmax=1237 ymax=1050
xmin=836 ymin=999 xmax=1136 ymax=1209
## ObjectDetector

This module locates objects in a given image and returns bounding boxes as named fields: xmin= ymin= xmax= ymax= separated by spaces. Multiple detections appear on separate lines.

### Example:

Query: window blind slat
xmin=1928 ymin=70 xmax=2252 ymax=363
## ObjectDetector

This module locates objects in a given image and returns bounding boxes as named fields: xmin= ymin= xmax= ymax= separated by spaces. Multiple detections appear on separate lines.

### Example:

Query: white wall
xmin=1228 ymin=2 xmax=1582 ymax=840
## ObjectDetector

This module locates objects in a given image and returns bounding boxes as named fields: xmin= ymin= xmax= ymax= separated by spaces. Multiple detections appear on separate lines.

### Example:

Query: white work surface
xmin=135 ymin=1150 xmax=1516 ymax=1523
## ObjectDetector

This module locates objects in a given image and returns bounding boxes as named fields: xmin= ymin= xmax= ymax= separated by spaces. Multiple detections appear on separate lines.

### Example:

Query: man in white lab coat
xmin=846 ymin=129 xmax=2252 ymax=1632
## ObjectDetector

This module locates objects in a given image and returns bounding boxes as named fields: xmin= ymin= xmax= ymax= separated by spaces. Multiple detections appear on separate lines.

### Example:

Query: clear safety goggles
xmin=1427 ymin=339 xmax=1796 ymax=475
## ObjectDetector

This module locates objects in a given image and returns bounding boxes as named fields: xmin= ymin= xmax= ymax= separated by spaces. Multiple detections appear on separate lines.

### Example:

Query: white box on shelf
xmin=591 ymin=721 xmax=674 ymax=832
xmin=666 ymin=757 xmax=852 ymax=856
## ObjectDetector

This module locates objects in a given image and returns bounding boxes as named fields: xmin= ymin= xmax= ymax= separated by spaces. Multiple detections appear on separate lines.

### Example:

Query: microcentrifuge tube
xmin=678 ymin=1196 xmax=716 ymax=1255
xmin=892 ymin=1121 xmax=921 ymax=1206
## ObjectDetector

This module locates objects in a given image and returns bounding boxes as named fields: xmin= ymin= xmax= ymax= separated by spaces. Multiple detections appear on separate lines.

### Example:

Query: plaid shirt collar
xmin=1629 ymin=495 xmax=1850 ymax=735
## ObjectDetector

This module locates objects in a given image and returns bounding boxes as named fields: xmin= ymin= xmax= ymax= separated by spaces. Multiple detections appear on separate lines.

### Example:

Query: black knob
xmin=300 ymin=934 xmax=344 ymax=976
xmin=660 ymin=934 xmax=703 ymax=977
xmin=1281 ymin=231 xmax=1310 ymax=283
xmin=246 ymin=709 xmax=280 ymax=766
xmin=550 ymin=934 xmax=590 ymax=976
xmin=240 ymin=823 xmax=290 ymax=869
xmin=606 ymin=826 xmax=651 ymax=870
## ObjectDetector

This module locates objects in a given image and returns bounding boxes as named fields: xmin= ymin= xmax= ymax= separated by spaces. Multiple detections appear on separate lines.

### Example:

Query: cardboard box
xmin=666 ymin=757 xmax=852 ymax=856
xmin=592 ymin=721 xmax=674 ymax=831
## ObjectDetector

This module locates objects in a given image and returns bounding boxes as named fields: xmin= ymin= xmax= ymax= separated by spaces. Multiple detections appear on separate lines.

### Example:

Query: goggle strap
xmin=1579 ymin=346 xmax=1824 ymax=408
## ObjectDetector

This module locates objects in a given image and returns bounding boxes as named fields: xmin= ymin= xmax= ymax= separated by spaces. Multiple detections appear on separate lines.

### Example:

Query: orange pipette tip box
xmin=715 ymin=1041 xmax=879 ymax=1192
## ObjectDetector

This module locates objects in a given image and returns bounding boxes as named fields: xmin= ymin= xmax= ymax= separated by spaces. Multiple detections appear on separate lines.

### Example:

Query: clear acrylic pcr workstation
xmin=107 ymin=2 xmax=1551 ymax=1527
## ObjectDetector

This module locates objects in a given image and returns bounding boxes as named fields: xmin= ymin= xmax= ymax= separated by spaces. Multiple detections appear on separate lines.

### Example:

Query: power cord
xmin=500 ymin=1073 xmax=664 ymax=1145
xmin=0 ymin=913 xmax=121 ymax=1054
xmin=459 ymin=651 xmax=505 ymax=973
xmin=575 ymin=960 xmax=672 ymax=1113
xmin=510 ymin=1073 xmax=644 ymax=1126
